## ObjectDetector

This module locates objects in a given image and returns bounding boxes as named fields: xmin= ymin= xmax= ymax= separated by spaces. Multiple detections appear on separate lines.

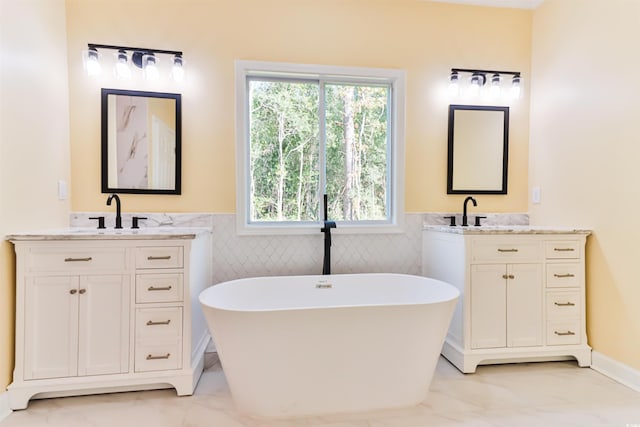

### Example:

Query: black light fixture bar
xmin=452 ymin=68 xmax=520 ymax=77
xmin=88 ymin=43 xmax=183 ymax=56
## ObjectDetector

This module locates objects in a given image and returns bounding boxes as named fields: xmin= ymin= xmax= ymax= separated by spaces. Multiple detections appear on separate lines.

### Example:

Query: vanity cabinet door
xmin=470 ymin=263 xmax=543 ymax=350
xmin=470 ymin=264 xmax=507 ymax=349
xmin=78 ymin=275 xmax=130 ymax=376
xmin=506 ymin=264 xmax=543 ymax=347
xmin=24 ymin=276 xmax=79 ymax=380
xmin=24 ymin=274 xmax=129 ymax=380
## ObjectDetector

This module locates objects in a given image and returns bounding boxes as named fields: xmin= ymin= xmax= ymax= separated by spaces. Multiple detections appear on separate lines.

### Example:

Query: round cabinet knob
xmin=69 ymin=289 xmax=77 ymax=294
xmin=79 ymin=289 xmax=87 ymax=294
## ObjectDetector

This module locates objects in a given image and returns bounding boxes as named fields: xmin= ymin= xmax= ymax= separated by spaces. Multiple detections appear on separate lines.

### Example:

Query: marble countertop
xmin=423 ymin=224 xmax=592 ymax=235
xmin=7 ymin=227 xmax=212 ymax=241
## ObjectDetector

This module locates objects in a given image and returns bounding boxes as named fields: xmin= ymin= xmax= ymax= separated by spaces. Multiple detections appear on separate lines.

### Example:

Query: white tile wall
xmin=209 ymin=214 xmax=426 ymax=283
xmin=71 ymin=212 xmax=527 ymax=285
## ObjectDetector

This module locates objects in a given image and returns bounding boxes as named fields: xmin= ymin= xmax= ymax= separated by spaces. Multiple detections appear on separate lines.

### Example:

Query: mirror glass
xmin=101 ymin=88 xmax=181 ymax=194
xmin=447 ymin=104 xmax=509 ymax=194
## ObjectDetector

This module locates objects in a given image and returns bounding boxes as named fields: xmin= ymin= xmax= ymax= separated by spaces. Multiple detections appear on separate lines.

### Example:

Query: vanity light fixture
xmin=84 ymin=43 xmax=185 ymax=82
xmin=449 ymin=68 xmax=521 ymax=100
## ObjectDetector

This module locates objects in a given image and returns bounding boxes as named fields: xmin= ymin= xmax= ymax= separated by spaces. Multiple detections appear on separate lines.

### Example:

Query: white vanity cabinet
xmin=422 ymin=227 xmax=591 ymax=373
xmin=8 ymin=230 xmax=212 ymax=409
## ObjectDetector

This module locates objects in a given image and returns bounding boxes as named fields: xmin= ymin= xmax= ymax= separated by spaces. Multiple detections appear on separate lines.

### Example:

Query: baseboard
xmin=0 ymin=391 xmax=11 ymax=423
xmin=591 ymin=351 xmax=640 ymax=392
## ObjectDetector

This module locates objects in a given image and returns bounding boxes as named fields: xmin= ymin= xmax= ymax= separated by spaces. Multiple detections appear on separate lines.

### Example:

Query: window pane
xmin=249 ymin=79 xmax=320 ymax=222
xmin=325 ymin=83 xmax=389 ymax=221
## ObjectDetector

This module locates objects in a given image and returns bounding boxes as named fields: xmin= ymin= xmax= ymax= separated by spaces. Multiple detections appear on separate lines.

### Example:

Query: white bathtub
xmin=199 ymin=273 xmax=459 ymax=418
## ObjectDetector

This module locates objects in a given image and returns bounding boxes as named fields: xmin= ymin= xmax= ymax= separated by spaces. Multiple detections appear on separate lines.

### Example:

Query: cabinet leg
xmin=462 ymin=361 xmax=479 ymax=374
xmin=8 ymin=390 xmax=32 ymax=410
xmin=172 ymin=377 xmax=196 ymax=396
xmin=575 ymin=350 xmax=592 ymax=367
xmin=441 ymin=341 xmax=479 ymax=374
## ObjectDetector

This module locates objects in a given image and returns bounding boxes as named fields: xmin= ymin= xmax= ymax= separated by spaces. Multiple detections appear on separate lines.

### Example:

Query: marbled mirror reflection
xmin=101 ymin=89 xmax=181 ymax=194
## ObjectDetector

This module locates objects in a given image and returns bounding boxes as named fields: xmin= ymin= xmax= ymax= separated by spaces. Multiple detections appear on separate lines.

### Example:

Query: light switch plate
xmin=532 ymin=186 xmax=541 ymax=204
xmin=58 ymin=180 xmax=68 ymax=200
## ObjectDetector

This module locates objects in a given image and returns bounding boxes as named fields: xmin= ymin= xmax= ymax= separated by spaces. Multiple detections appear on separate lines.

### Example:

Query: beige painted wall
xmin=530 ymin=0 xmax=640 ymax=370
xmin=0 ymin=0 xmax=71 ymax=389
xmin=65 ymin=0 xmax=532 ymax=214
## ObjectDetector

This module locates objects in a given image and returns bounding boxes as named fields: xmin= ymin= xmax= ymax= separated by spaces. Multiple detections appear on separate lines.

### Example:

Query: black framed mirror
xmin=101 ymin=88 xmax=181 ymax=194
xmin=447 ymin=104 xmax=509 ymax=194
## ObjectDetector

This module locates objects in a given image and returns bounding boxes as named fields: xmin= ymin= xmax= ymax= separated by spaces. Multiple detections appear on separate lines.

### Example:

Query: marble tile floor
xmin=3 ymin=354 xmax=640 ymax=427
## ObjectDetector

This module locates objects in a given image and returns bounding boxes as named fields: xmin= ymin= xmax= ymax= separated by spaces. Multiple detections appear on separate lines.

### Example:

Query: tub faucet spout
xmin=106 ymin=194 xmax=122 ymax=229
xmin=462 ymin=196 xmax=477 ymax=227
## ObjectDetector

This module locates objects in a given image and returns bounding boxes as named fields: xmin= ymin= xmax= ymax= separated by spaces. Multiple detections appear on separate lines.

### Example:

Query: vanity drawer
xmin=471 ymin=239 xmax=542 ymax=263
xmin=546 ymin=291 xmax=581 ymax=319
xmin=545 ymin=241 xmax=581 ymax=259
xmin=136 ymin=307 xmax=183 ymax=339
xmin=135 ymin=339 xmax=182 ymax=372
xmin=546 ymin=263 xmax=581 ymax=288
xmin=136 ymin=274 xmax=183 ymax=303
xmin=136 ymin=246 xmax=183 ymax=269
xmin=26 ymin=246 xmax=127 ymax=272
xmin=547 ymin=320 xmax=581 ymax=345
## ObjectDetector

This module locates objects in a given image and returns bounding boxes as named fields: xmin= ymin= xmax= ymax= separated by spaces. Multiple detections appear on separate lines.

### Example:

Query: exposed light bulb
xmin=490 ymin=73 xmax=501 ymax=98
xmin=171 ymin=54 xmax=184 ymax=82
xmin=114 ymin=50 xmax=131 ymax=80
xmin=511 ymin=75 xmax=522 ymax=99
xmin=469 ymin=73 xmax=482 ymax=96
xmin=84 ymin=48 xmax=101 ymax=77
xmin=143 ymin=54 xmax=159 ymax=81
xmin=448 ymin=71 xmax=459 ymax=96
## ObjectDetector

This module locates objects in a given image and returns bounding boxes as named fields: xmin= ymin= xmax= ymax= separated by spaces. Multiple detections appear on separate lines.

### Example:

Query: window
xmin=236 ymin=61 xmax=405 ymax=234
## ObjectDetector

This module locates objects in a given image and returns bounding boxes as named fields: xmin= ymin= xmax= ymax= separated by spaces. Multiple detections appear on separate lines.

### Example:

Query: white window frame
xmin=235 ymin=60 xmax=405 ymax=235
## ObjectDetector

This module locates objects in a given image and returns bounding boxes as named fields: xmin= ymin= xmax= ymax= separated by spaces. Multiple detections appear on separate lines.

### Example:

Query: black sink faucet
xmin=462 ymin=196 xmax=477 ymax=227
xmin=321 ymin=194 xmax=337 ymax=275
xmin=106 ymin=194 xmax=123 ymax=229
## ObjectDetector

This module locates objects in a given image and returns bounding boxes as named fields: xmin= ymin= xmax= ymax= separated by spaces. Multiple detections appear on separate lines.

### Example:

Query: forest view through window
xmin=248 ymin=77 xmax=392 ymax=224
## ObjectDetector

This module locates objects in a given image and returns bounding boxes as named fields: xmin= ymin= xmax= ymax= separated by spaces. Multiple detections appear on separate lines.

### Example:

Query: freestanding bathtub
xmin=199 ymin=273 xmax=459 ymax=418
